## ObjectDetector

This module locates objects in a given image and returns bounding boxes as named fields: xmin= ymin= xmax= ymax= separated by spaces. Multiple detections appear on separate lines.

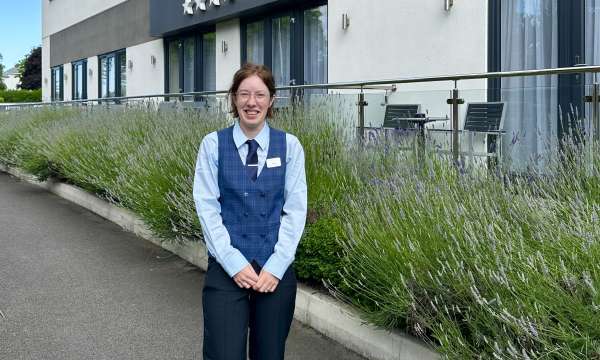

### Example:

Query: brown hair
xmin=229 ymin=63 xmax=276 ymax=118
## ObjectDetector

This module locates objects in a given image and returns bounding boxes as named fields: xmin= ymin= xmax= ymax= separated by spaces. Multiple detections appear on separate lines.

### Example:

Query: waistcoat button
xmin=244 ymin=212 xmax=249 ymax=217
xmin=260 ymin=192 xmax=265 ymax=197
xmin=260 ymin=212 xmax=266 ymax=217
xmin=242 ymin=234 xmax=247 ymax=238
xmin=260 ymin=234 xmax=266 ymax=238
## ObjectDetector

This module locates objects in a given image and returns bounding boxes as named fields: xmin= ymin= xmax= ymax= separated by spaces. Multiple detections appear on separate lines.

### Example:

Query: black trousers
xmin=202 ymin=258 xmax=297 ymax=360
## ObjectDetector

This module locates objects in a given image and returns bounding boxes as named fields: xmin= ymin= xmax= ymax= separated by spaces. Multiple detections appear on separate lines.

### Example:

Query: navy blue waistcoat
xmin=217 ymin=125 xmax=287 ymax=266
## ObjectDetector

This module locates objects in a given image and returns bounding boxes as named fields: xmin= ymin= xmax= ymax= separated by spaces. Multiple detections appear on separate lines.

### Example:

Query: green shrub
xmin=0 ymin=89 xmax=42 ymax=103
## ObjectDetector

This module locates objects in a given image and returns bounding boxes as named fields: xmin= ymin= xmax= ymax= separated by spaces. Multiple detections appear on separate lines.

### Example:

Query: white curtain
xmin=501 ymin=0 xmax=558 ymax=171
xmin=586 ymin=0 xmax=600 ymax=134
xmin=272 ymin=16 xmax=291 ymax=100
xmin=303 ymin=6 xmax=328 ymax=96
xmin=272 ymin=16 xmax=291 ymax=88
xmin=586 ymin=0 xmax=600 ymax=84
xmin=303 ymin=6 xmax=327 ymax=85
xmin=168 ymin=42 xmax=180 ymax=93
xmin=246 ymin=21 xmax=264 ymax=66
xmin=203 ymin=32 xmax=216 ymax=91
xmin=184 ymin=37 xmax=195 ymax=93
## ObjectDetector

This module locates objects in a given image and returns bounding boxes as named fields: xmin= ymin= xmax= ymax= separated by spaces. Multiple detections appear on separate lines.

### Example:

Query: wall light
xmin=150 ymin=55 xmax=157 ymax=66
xmin=342 ymin=13 xmax=350 ymax=30
xmin=44 ymin=77 xmax=48 ymax=84
xmin=444 ymin=0 xmax=454 ymax=11
xmin=221 ymin=40 xmax=228 ymax=53
xmin=88 ymin=68 xmax=93 ymax=77
xmin=127 ymin=60 xmax=133 ymax=70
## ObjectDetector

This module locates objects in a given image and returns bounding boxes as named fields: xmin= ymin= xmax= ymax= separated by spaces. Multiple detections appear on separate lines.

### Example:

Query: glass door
xmin=586 ymin=0 xmax=600 ymax=135
xmin=500 ymin=0 xmax=558 ymax=169
xmin=496 ymin=0 xmax=600 ymax=169
xmin=202 ymin=32 xmax=216 ymax=91
xmin=586 ymin=0 xmax=600 ymax=86
xmin=272 ymin=14 xmax=293 ymax=99
xmin=246 ymin=21 xmax=265 ymax=66
xmin=304 ymin=5 xmax=328 ymax=95
xmin=241 ymin=3 xmax=328 ymax=103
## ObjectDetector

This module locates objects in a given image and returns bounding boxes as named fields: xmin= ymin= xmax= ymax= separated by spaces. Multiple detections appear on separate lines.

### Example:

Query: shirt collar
xmin=233 ymin=121 xmax=270 ymax=150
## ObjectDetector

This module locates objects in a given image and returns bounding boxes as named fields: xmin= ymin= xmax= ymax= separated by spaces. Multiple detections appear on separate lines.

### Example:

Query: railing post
xmin=447 ymin=82 xmax=464 ymax=163
xmin=593 ymin=82 xmax=599 ymax=140
xmin=357 ymin=89 xmax=367 ymax=143
xmin=592 ymin=82 xmax=599 ymax=175
xmin=584 ymin=82 xmax=600 ymax=175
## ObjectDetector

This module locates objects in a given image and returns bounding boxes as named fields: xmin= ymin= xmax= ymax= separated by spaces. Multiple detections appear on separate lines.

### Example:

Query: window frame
xmin=71 ymin=59 xmax=88 ymax=100
xmin=50 ymin=65 xmax=64 ymax=102
xmin=240 ymin=0 xmax=327 ymax=87
xmin=98 ymin=49 xmax=126 ymax=99
xmin=163 ymin=26 xmax=216 ymax=94
xmin=488 ymin=0 xmax=587 ymax=141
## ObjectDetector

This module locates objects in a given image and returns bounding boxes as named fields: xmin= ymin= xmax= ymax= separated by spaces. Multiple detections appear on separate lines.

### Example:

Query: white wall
xmin=42 ymin=36 xmax=51 ymax=102
xmin=328 ymin=0 xmax=489 ymax=128
xmin=328 ymin=0 xmax=487 ymax=83
xmin=126 ymin=39 xmax=165 ymax=97
xmin=87 ymin=56 xmax=98 ymax=100
xmin=216 ymin=19 xmax=241 ymax=91
xmin=3 ymin=75 xmax=20 ymax=90
xmin=43 ymin=0 xmax=129 ymax=37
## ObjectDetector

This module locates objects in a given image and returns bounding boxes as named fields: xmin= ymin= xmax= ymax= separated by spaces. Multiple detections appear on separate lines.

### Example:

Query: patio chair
xmin=463 ymin=102 xmax=505 ymax=159
xmin=364 ymin=104 xmax=421 ymax=149
xmin=426 ymin=101 xmax=505 ymax=161
xmin=382 ymin=104 xmax=421 ymax=129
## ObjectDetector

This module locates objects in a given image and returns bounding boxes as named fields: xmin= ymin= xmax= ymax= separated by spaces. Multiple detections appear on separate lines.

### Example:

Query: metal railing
xmin=2 ymin=65 xmax=600 ymax=163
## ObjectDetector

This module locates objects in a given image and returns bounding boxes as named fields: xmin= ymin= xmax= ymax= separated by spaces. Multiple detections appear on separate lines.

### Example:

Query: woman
xmin=193 ymin=63 xmax=307 ymax=360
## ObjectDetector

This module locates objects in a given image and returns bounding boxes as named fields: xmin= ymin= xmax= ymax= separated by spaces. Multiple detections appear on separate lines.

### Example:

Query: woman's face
xmin=234 ymin=74 xmax=274 ymax=131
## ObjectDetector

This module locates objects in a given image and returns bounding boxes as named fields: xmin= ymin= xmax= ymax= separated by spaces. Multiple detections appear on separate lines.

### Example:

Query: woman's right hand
xmin=233 ymin=264 xmax=259 ymax=289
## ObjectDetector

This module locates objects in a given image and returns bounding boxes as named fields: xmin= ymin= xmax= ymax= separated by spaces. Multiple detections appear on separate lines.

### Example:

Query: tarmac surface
xmin=0 ymin=173 xmax=366 ymax=360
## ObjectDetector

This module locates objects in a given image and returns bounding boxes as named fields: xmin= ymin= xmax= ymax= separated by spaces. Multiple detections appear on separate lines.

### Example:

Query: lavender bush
xmin=1 ymin=102 xmax=599 ymax=358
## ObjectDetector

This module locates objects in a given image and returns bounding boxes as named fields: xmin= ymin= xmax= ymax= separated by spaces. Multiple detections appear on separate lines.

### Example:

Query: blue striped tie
xmin=246 ymin=139 xmax=259 ymax=181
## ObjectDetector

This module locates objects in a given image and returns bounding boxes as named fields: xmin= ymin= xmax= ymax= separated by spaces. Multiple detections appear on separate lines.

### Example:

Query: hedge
xmin=0 ymin=89 xmax=42 ymax=103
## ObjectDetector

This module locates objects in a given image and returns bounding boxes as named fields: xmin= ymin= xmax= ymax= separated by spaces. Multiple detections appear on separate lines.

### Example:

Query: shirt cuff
xmin=220 ymin=250 xmax=249 ymax=278
xmin=262 ymin=253 xmax=291 ymax=280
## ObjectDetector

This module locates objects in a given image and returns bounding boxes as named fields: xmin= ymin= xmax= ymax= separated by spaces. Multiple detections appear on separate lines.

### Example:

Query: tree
xmin=0 ymin=53 xmax=6 ymax=91
xmin=18 ymin=47 xmax=41 ymax=90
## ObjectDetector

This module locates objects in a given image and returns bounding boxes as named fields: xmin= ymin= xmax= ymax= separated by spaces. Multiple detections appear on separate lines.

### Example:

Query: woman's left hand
xmin=253 ymin=270 xmax=279 ymax=293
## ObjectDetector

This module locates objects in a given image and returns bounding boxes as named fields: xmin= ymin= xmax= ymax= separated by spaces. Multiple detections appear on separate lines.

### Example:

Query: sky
xmin=0 ymin=1 xmax=42 ymax=70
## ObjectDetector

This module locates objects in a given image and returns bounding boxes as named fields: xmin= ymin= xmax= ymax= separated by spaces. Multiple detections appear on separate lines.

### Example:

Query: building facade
xmin=42 ymin=0 xmax=599 ymax=168
xmin=42 ymin=0 xmax=493 ymax=103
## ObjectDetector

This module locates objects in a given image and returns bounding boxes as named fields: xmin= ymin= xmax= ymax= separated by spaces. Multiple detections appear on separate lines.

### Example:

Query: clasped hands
xmin=233 ymin=264 xmax=279 ymax=293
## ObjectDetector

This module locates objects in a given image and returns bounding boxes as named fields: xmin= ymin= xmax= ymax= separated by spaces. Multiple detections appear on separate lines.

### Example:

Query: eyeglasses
xmin=235 ymin=91 xmax=270 ymax=103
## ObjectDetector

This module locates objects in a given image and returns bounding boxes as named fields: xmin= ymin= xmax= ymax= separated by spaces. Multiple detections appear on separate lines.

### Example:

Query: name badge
xmin=266 ymin=157 xmax=281 ymax=168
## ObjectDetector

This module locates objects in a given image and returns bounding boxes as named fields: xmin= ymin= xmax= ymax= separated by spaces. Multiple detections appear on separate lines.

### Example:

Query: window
xmin=51 ymin=65 xmax=63 ymax=101
xmin=99 ymin=50 xmax=126 ymax=99
xmin=489 ymin=0 xmax=598 ymax=168
xmin=245 ymin=21 xmax=265 ymax=65
xmin=165 ymin=31 xmax=216 ymax=94
xmin=304 ymin=6 xmax=328 ymax=89
xmin=72 ymin=60 xmax=87 ymax=100
xmin=241 ymin=3 xmax=327 ymax=93
xmin=202 ymin=32 xmax=216 ymax=91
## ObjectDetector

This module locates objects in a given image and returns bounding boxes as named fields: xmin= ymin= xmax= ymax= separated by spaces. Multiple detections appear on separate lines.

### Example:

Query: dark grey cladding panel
xmin=50 ymin=0 xmax=157 ymax=67
xmin=150 ymin=0 xmax=297 ymax=37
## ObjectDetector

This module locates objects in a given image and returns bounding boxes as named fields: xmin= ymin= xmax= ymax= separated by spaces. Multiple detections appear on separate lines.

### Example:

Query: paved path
xmin=0 ymin=173 xmax=365 ymax=360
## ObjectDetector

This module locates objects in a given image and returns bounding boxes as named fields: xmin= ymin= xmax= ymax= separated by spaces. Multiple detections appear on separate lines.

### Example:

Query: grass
xmin=1 ymin=100 xmax=599 ymax=358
